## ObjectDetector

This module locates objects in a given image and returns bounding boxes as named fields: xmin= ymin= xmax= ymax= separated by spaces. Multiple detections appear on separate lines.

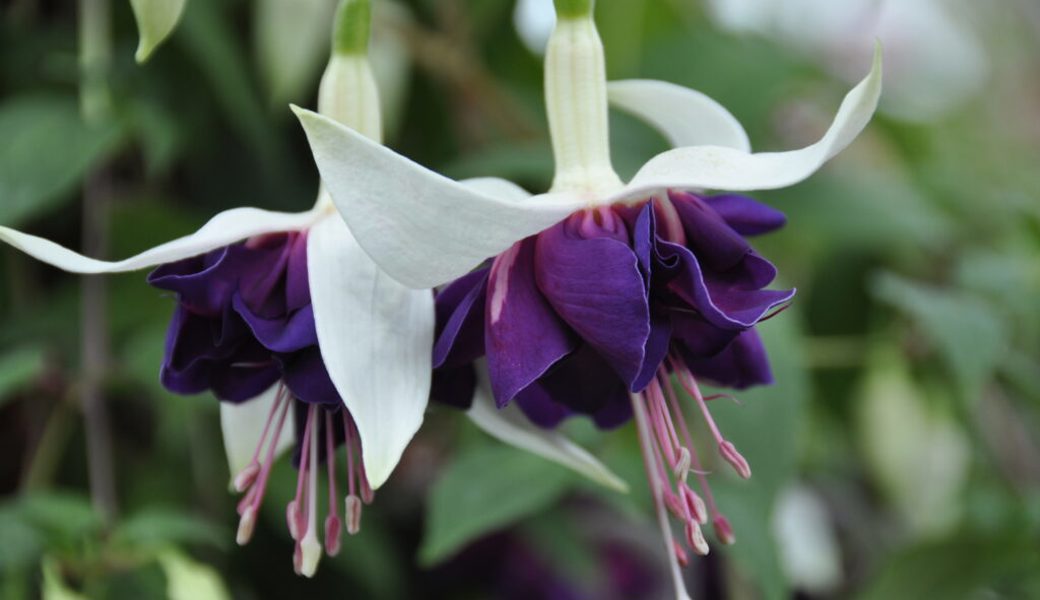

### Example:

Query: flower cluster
xmin=0 ymin=0 xmax=881 ymax=594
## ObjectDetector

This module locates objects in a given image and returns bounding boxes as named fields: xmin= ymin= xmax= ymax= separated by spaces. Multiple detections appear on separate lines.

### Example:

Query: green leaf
xmin=41 ymin=557 xmax=88 ymax=600
xmin=156 ymin=549 xmax=230 ymax=600
xmin=130 ymin=0 xmax=188 ymax=63
xmin=874 ymin=272 xmax=1008 ymax=400
xmin=0 ymin=345 xmax=45 ymax=407
xmin=18 ymin=492 xmax=101 ymax=543
xmin=112 ymin=508 xmax=227 ymax=551
xmin=0 ymin=95 xmax=123 ymax=227
xmin=0 ymin=505 xmax=44 ymax=570
xmin=708 ymin=312 xmax=810 ymax=600
xmin=419 ymin=441 xmax=575 ymax=566
xmin=858 ymin=531 xmax=1040 ymax=600
xmin=178 ymin=0 xmax=278 ymax=167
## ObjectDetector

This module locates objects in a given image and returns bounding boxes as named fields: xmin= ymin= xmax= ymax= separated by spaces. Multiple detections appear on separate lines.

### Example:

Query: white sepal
xmin=306 ymin=215 xmax=434 ymax=489
xmin=466 ymin=364 xmax=628 ymax=493
xmin=608 ymin=79 xmax=751 ymax=152
xmin=0 ymin=206 xmax=322 ymax=274
xmin=220 ymin=385 xmax=295 ymax=490
xmin=607 ymin=45 xmax=882 ymax=202
xmin=294 ymin=106 xmax=583 ymax=289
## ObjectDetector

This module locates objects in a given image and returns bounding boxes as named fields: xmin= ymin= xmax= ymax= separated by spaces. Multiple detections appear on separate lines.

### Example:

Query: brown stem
xmin=81 ymin=169 xmax=118 ymax=523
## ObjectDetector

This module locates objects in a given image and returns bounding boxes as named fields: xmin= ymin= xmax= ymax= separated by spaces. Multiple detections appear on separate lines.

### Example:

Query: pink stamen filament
xmin=288 ymin=403 xmax=315 ymax=541
xmin=660 ymin=365 xmax=733 ymax=536
xmin=630 ymin=393 xmax=693 ymax=600
xmin=236 ymin=386 xmax=291 ymax=545
xmin=324 ymin=412 xmax=342 ymax=556
xmin=673 ymin=360 xmax=751 ymax=479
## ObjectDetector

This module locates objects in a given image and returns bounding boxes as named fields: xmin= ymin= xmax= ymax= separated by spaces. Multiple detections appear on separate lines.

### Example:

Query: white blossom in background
xmin=772 ymin=486 xmax=844 ymax=594
xmin=513 ymin=0 xmax=556 ymax=55
xmin=706 ymin=0 xmax=989 ymax=122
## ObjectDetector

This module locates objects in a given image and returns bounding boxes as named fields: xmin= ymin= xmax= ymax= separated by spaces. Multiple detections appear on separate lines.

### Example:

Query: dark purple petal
xmin=284 ymin=233 xmax=311 ymax=310
xmin=486 ymin=239 xmax=577 ymax=406
xmin=670 ymin=309 xmax=740 ymax=358
xmin=434 ymin=267 xmax=489 ymax=368
xmin=683 ymin=328 xmax=774 ymax=389
xmin=631 ymin=310 xmax=672 ymax=392
xmin=704 ymin=194 xmax=787 ymax=236
xmin=536 ymin=344 xmax=632 ymax=429
xmin=657 ymin=239 xmax=794 ymax=330
xmin=515 ymin=383 xmax=572 ymax=428
xmin=430 ymin=365 xmax=477 ymax=410
xmin=668 ymin=191 xmax=751 ymax=271
xmin=148 ymin=247 xmax=243 ymax=317
xmin=280 ymin=348 xmax=341 ymax=406
xmin=232 ymin=294 xmax=317 ymax=353
xmin=535 ymin=220 xmax=650 ymax=390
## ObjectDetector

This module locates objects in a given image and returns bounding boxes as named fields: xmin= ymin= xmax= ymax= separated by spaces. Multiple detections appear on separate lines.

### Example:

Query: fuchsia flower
xmin=295 ymin=1 xmax=881 ymax=596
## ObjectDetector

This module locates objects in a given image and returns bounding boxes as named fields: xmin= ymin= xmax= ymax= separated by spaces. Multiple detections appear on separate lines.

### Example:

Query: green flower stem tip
xmin=333 ymin=0 xmax=372 ymax=56
xmin=555 ymin=0 xmax=594 ymax=19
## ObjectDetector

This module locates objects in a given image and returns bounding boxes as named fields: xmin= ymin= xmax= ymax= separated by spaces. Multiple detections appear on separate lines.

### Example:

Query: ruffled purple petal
xmin=683 ymin=328 xmax=774 ymax=389
xmin=280 ymin=348 xmax=341 ymax=406
xmin=434 ymin=267 xmax=489 ymax=368
xmin=535 ymin=220 xmax=650 ymax=391
xmin=668 ymin=191 xmax=751 ymax=271
xmin=232 ymin=294 xmax=317 ymax=353
xmin=486 ymin=239 xmax=577 ymax=406
xmin=148 ymin=247 xmax=243 ymax=317
xmin=515 ymin=383 xmax=572 ymax=429
xmin=704 ymin=194 xmax=787 ymax=236
xmin=534 ymin=344 xmax=632 ymax=429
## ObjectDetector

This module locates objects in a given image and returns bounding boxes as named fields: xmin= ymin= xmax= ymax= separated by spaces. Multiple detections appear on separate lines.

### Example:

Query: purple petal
xmin=704 ymin=194 xmax=787 ymax=236
xmin=535 ymin=344 xmax=632 ymax=429
xmin=486 ymin=239 xmax=577 ymax=406
xmin=656 ymin=239 xmax=794 ymax=330
xmin=430 ymin=365 xmax=477 ymax=410
xmin=280 ymin=348 xmax=341 ymax=406
xmin=683 ymin=328 xmax=774 ymax=389
xmin=148 ymin=247 xmax=242 ymax=317
xmin=515 ymin=383 xmax=572 ymax=429
xmin=535 ymin=220 xmax=650 ymax=390
xmin=668 ymin=191 xmax=751 ymax=271
xmin=434 ymin=267 xmax=489 ymax=368
xmin=232 ymin=294 xmax=317 ymax=353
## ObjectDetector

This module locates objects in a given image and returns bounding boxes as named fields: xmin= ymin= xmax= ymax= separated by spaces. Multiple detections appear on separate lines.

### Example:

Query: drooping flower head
xmin=296 ymin=0 xmax=880 ymax=595
xmin=0 ymin=0 xmax=435 ymax=577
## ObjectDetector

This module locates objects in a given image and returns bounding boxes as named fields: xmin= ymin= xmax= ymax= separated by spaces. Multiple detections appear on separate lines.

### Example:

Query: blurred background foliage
xmin=1 ymin=0 xmax=1039 ymax=598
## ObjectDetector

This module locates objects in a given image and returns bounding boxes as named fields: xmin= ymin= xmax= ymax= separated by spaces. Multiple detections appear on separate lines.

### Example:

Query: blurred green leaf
xmin=178 ymin=0 xmax=278 ymax=167
xmin=874 ymin=272 xmax=1008 ymax=400
xmin=0 ymin=505 xmax=44 ymax=570
xmin=41 ymin=557 xmax=88 ymax=600
xmin=157 ymin=548 xmax=231 ymax=600
xmin=858 ymin=531 xmax=1040 ymax=600
xmin=112 ymin=508 xmax=227 ymax=551
xmin=0 ymin=95 xmax=123 ymax=227
xmin=0 ymin=345 xmax=45 ymax=406
xmin=419 ymin=441 xmax=574 ymax=566
xmin=18 ymin=492 xmax=101 ymax=543
xmin=709 ymin=312 xmax=810 ymax=600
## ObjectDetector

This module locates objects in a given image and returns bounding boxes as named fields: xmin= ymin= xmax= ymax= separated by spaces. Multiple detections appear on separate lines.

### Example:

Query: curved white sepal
xmin=0 ymin=207 xmax=322 ymax=274
xmin=294 ymin=106 xmax=583 ymax=289
xmin=130 ymin=0 xmax=187 ymax=63
xmin=459 ymin=177 xmax=532 ymax=202
xmin=467 ymin=364 xmax=628 ymax=493
xmin=307 ymin=215 xmax=434 ymax=489
xmin=607 ymin=79 xmax=751 ymax=152
xmin=610 ymin=45 xmax=882 ymax=201
xmin=220 ymin=385 xmax=295 ymax=490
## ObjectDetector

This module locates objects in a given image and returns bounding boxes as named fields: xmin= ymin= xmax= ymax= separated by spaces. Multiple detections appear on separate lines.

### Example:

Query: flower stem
xmin=79 ymin=0 xmax=118 ymax=525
